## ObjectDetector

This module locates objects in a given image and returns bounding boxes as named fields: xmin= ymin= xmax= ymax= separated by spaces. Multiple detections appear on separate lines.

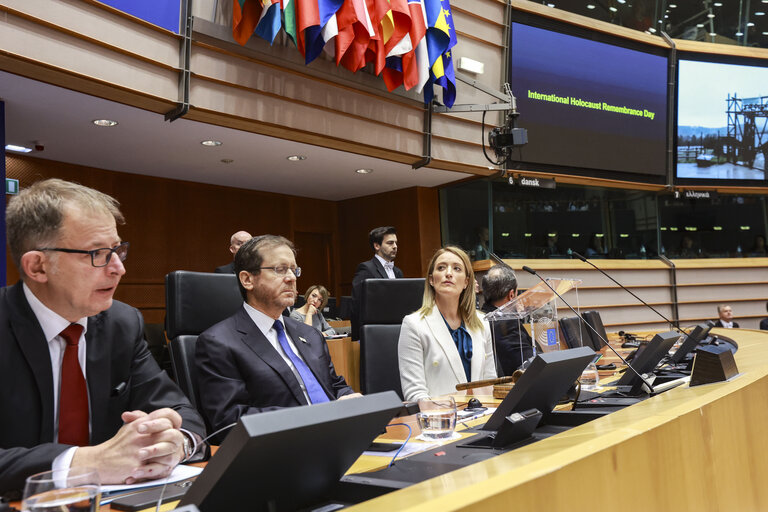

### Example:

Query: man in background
xmin=714 ymin=304 xmax=739 ymax=328
xmin=0 ymin=179 xmax=205 ymax=496
xmin=480 ymin=264 xmax=534 ymax=375
xmin=350 ymin=226 xmax=403 ymax=340
xmin=196 ymin=235 xmax=360 ymax=436
xmin=214 ymin=230 xmax=252 ymax=273
xmin=761 ymin=302 xmax=768 ymax=331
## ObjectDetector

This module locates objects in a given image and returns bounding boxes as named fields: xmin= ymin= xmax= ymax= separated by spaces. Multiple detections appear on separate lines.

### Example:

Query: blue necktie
xmin=273 ymin=320 xmax=329 ymax=404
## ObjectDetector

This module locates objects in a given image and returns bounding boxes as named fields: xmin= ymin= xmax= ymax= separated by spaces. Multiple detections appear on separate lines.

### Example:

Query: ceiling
xmin=0 ymin=70 xmax=468 ymax=201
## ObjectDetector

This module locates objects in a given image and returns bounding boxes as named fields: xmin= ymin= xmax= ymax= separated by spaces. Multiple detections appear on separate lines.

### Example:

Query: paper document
xmin=101 ymin=464 xmax=202 ymax=498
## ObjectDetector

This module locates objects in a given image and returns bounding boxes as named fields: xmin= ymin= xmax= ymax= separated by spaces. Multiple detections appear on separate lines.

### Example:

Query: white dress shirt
xmin=375 ymin=254 xmax=396 ymax=279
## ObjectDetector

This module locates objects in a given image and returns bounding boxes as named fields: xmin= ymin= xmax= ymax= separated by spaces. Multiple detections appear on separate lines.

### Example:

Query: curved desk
xmin=348 ymin=328 xmax=768 ymax=511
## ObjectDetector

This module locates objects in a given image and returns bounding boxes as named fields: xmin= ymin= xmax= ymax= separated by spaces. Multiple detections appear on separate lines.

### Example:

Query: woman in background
xmin=290 ymin=285 xmax=337 ymax=337
xmin=398 ymin=246 xmax=496 ymax=401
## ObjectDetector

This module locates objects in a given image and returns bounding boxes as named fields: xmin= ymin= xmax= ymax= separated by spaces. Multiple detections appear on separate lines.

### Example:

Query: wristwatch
xmin=181 ymin=432 xmax=194 ymax=462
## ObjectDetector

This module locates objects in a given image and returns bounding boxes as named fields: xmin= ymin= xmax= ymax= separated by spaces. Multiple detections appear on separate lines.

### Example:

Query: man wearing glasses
xmin=195 ymin=235 xmax=361 ymax=436
xmin=0 ymin=179 xmax=205 ymax=497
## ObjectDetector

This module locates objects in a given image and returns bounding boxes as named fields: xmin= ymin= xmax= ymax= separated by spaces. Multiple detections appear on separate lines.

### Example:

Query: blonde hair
xmin=304 ymin=284 xmax=329 ymax=310
xmin=418 ymin=246 xmax=482 ymax=332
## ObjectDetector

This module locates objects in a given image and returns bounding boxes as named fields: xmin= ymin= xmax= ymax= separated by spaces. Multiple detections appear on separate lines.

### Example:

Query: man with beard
xmin=195 ymin=235 xmax=360 ymax=435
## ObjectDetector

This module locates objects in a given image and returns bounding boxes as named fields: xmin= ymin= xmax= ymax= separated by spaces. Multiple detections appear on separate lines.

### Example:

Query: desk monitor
xmin=178 ymin=392 xmax=403 ymax=512
xmin=482 ymin=346 xmax=596 ymax=432
xmin=670 ymin=324 xmax=712 ymax=364
xmin=616 ymin=331 xmax=682 ymax=387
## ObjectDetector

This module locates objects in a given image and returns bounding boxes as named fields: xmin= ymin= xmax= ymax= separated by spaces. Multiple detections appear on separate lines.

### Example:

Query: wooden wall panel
xmin=337 ymin=187 xmax=443 ymax=295
xmin=5 ymin=155 xmax=439 ymax=321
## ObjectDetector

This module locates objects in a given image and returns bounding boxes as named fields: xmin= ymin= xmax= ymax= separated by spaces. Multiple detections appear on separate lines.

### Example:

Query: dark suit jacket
xmin=350 ymin=257 xmax=403 ymax=340
xmin=214 ymin=262 xmax=235 ymax=274
xmin=760 ymin=318 xmax=768 ymax=331
xmin=713 ymin=319 xmax=739 ymax=328
xmin=480 ymin=303 xmax=534 ymax=376
xmin=195 ymin=309 xmax=354 ymax=435
xmin=0 ymin=282 xmax=205 ymax=496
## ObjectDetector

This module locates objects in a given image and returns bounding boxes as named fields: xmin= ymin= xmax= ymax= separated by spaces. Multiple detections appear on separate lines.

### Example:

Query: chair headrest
xmin=360 ymin=278 xmax=425 ymax=325
xmin=165 ymin=271 xmax=243 ymax=338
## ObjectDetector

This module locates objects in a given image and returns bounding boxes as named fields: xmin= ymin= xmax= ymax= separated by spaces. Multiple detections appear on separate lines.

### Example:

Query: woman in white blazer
xmin=398 ymin=246 xmax=497 ymax=402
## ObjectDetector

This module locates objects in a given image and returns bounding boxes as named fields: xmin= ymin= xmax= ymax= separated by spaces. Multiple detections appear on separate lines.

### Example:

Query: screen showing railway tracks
xmin=677 ymin=58 xmax=768 ymax=182
xmin=508 ymin=20 xmax=668 ymax=180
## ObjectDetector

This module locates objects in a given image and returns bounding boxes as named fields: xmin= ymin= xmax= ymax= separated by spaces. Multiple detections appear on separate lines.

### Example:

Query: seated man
xmin=713 ymin=304 xmax=739 ymax=328
xmin=214 ymin=230 xmax=251 ymax=273
xmin=480 ymin=265 xmax=534 ymax=375
xmin=0 ymin=179 xmax=205 ymax=497
xmin=196 ymin=235 xmax=361 ymax=435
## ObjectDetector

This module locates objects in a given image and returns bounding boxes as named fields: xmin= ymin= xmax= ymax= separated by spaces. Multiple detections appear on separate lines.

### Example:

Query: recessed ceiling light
xmin=763 ymin=31 xmax=768 ymax=35
xmin=756 ymin=11 xmax=765 ymax=15
xmin=707 ymin=13 xmax=715 ymax=18
xmin=697 ymin=23 xmax=705 ymax=27
xmin=736 ymin=31 xmax=744 ymax=36
xmin=709 ymin=32 xmax=717 ymax=36
xmin=355 ymin=168 xmax=374 ymax=174
xmin=609 ymin=6 xmax=617 ymax=12
xmin=714 ymin=1 xmax=723 ymax=5
xmin=546 ymin=3 xmax=555 ymax=7
xmin=220 ymin=158 xmax=234 ymax=164
xmin=92 ymin=119 xmax=118 ymax=127
xmin=5 ymin=144 xmax=32 ymax=153
xmin=668 ymin=2 xmax=676 ymax=7
xmin=648 ymin=27 xmax=657 ymax=33
xmin=618 ymin=0 xmax=626 ymax=4
xmin=747 ymin=22 xmax=755 ymax=26
xmin=201 ymin=140 xmax=222 ymax=147
xmin=286 ymin=155 xmax=307 ymax=161
xmin=586 ymin=3 xmax=595 ymax=8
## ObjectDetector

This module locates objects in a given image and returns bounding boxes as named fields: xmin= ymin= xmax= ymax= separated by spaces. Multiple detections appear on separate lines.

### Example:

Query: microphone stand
xmin=571 ymin=251 xmax=685 ymax=334
xmin=521 ymin=265 xmax=656 ymax=394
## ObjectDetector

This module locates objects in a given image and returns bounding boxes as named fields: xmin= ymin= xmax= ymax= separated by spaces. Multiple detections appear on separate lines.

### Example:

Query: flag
xmin=233 ymin=0 xmax=265 ymax=45
xmin=282 ymin=0 xmax=298 ymax=46
xmin=297 ymin=0 xmax=345 ymax=63
xmin=422 ymin=0 xmax=456 ymax=107
xmin=382 ymin=0 xmax=411 ymax=58
xmin=363 ymin=0 xmax=391 ymax=74
xmin=336 ymin=0 xmax=375 ymax=71
xmin=254 ymin=0 xmax=283 ymax=44
xmin=405 ymin=0 xmax=428 ymax=91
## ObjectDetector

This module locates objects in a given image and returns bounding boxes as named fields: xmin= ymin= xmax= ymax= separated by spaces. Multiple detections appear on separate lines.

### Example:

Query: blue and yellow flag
xmin=423 ymin=0 xmax=456 ymax=107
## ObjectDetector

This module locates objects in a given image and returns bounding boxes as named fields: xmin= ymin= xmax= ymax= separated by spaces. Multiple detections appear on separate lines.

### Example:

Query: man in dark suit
xmin=214 ymin=230 xmax=251 ymax=273
xmin=714 ymin=304 xmax=739 ymax=328
xmin=196 ymin=235 xmax=360 ymax=436
xmin=480 ymin=264 xmax=534 ymax=376
xmin=350 ymin=226 xmax=403 ymax=339
xmin=760 ymin=302 xmax=768 ymax=331
xmin=0 ymin=179 xmax=205 ymax=497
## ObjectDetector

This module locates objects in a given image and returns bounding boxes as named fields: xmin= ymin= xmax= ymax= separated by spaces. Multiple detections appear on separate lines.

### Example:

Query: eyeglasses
xmin=35 ymin=242 xmax=129 ymax=267
xmin=259 ymin=265 xmax=301 ymax=278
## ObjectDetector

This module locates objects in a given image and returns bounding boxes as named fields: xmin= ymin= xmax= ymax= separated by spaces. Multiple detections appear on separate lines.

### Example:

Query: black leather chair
xmin=359 ymin=278 xmax=425 ymax=397
xmin=165 ymin=271 xmax=243 ymax=408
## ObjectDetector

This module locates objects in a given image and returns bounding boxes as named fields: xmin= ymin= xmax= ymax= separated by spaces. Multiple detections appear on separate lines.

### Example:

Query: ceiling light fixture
xmin=707 ymin=13 xmax=715 ymax=18
xmin=714 ymin=1 xmax=723 ymax=5
xmin=736 ymin=31 xmax=744 ymax=36
xmin=756 ymin=11 xmax=765 ymax=15
xmin=201 ymin=140 xmax=222 ymax=147
xmin=586 ymin=3 xmax=595 ymax=8
xmin=286 ymin=155 xmax=307 ymax=161
xmin=5 ymin=144 xmax=33 ymax=153
xmin=609 ymin=6 xmax=617 ymax=12
xmin=668 ymin=2 xmax=676 ymax=7
xmin=355 ymin=168 xmax=374 ymax=174
xmin=92 ymin=119 xmax=118 ymax=127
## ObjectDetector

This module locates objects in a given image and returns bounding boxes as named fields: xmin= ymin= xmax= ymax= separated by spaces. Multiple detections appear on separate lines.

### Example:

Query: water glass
xmin=22 ymin=467 xmax=101 ymax=512
xmin=580 ymin=362 xmax=600 ymax=390
xmin=417 ymin=396 xmax=457 ymax=440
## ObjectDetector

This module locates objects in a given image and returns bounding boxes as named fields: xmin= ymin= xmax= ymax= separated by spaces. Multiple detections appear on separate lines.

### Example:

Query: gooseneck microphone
xmin=571 ymin=251 xmax=686 ymax=335
xmin=521 ymin=265 xmax=655 ymax=393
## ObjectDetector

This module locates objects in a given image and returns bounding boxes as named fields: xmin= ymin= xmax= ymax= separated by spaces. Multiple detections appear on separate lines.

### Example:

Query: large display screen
xmin=509 ymin=21 xmax=668 ymax=178
xmin=677 ymin=58 xmax=768 ymax=182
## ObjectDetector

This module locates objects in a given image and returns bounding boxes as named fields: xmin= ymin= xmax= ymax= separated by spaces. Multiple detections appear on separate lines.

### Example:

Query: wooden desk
xmin=345 ymin=328 xmax=768 ymax=511
xmin=326 ymin=336 xmax=360 ymax=392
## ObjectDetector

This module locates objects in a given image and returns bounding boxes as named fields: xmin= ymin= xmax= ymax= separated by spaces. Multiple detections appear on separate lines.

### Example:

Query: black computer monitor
xmin=178 ymin=392 xmax=403 ymax=512
xmin=482 ymin=346 xmax=596 ymax=432
xmin=670 ymin=324 xmax=712 ymax=364
xmin=583 ymin=311 xmax=608 ymax=350
xmin=616 ymin=331 xmax=682 ymax=387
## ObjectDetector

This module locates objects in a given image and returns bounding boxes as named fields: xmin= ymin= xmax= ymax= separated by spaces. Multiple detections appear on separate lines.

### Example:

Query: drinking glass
xmin=22 ymin=467 xmax=101 ymax=512
xmin=417 ymin=396 xmax=457 ymax=440
xmin=580 ymin=362 xmax=600 ymax=390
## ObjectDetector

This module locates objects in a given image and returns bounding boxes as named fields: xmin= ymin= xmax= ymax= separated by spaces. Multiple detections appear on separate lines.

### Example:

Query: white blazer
xmin=398 ymin=307 xmax=497 ymax=402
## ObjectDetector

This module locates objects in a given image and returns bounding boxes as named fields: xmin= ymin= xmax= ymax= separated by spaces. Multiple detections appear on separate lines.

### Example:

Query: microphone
xmin=521 ymin=265 xmax=655 ymax=393
xmin=571 ymin=251 xmax=687 ymax=336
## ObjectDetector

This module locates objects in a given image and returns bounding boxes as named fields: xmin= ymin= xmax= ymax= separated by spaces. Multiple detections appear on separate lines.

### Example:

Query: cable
xmin=385 ymin=423 xmax=413 ymax=468
xmin=482 ymin=111 xmax=504 ymax=166
xmin=154 ymin=422 xmax=238 ymax=512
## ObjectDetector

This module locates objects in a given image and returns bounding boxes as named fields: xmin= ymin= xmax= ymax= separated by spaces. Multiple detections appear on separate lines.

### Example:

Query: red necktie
xmin=58 ymin=323 xmax=89 ymax=446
